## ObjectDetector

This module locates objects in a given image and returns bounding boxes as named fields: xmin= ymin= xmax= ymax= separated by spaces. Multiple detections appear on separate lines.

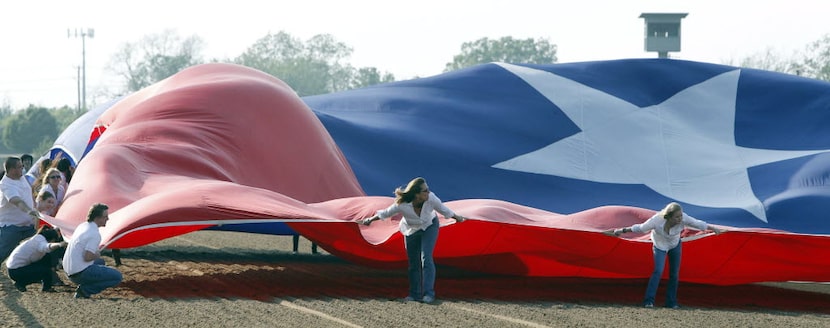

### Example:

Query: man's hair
xmin=4 ymin=157 xmax=21 ymax=171
xmin=87 ymin=203 xmax=109 ymax=222
xmin=21 ymin=154 xmax=33 ymax=163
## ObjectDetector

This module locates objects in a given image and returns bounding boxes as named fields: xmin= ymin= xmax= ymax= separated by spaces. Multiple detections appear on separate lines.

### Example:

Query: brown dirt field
xmin=2 ymin=230 xmax=828 ymax=327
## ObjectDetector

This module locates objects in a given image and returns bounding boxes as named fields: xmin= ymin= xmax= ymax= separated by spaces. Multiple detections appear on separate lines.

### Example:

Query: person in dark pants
xmin=292 ymin=234 xmax=318 ymax=255
xmin=6 ymin=225 xmax=67 ymax=292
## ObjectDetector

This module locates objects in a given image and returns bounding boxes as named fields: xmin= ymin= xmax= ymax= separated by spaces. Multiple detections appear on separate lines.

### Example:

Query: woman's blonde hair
xmin=393 ymin=177 xmax=426 ymax=204
xmin=661 ymin=202 xmax=683 ymax=220
xmin=40 ymin=168 xmax=61 ymax=186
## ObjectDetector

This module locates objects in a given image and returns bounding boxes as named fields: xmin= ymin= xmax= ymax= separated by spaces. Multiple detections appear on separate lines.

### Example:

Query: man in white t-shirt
xmin=63 ymin=203 xmax=122 ymax=299
xmin=0 ymin=157 xmax=40 ymax=263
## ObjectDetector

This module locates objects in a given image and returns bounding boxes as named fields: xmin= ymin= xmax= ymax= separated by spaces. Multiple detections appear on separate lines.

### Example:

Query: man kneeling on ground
xmin=63 ymin=203 xmax=122 ymax=299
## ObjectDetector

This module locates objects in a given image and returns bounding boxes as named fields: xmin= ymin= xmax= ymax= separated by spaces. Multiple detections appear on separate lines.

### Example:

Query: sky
xmin=1 ymin=0 xmax=828 ymax=109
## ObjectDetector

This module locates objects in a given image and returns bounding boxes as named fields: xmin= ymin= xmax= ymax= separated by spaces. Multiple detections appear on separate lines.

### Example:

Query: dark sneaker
xmin=14 ymin=282 xmax=27 ymax=292
xmin=73 ymin=287 xmax=90 ymax=299
xmin=643 ymin=302 xmax=654 ymax=308
xmin=422 ymin=295 xmax=435 ymax=304
xmin=41 ymin=287 xmax=57 ymax=293
xmin=667 ymin=304 xmax=681 ymax=309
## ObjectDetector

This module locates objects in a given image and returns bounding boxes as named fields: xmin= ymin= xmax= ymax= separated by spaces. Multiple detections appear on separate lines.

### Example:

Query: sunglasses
xmin=48 ymin=175 xmax=61 ymax=180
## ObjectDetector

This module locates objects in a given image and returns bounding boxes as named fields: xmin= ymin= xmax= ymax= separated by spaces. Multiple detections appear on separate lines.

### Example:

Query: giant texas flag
xmin=307 ymin=59 xmax=830 ymax=234
xmin=48 ymin=60 xmax=830 ymax=285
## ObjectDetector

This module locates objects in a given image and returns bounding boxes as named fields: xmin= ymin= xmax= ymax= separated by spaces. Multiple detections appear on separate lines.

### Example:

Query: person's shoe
xmin=422 ymin=295 xmax=435 ymax=304
xmin=291 ymin=251 xmax=298 ymax=255
xmin=52 ymin=280 xmax=67 ymax=286
xmin=402 ymin=296 xmax=416 ymax=302
xmin=14 ymin=282 xmax=27 ymax=292
xmin=73 ymin=287 xmax=90 ymax=299
xmin=643 ymin=302 xmax=654 ymax=308
xmin=666 ymin=304 xmax=681 ymax=309
xmin=41 ymin=287 xmax=57 ymax=293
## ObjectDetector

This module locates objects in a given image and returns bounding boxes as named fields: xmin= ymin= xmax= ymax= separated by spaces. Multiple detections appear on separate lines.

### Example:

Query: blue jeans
xmin=644 ymin=242 xmax=682 ymax=307
xmin=404 ymin=217 xmax=439 ymax=299
xmin=0 ymin=225 xmax=35 ymax=262
xmin=69 ymin=259 xmax=123 ymax=296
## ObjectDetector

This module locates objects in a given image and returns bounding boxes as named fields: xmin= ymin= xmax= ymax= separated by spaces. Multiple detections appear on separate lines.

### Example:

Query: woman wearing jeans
xmin=362 ymin=177 xmax=466 ymax=304
xmin=604 ymin=202 xmax=723 ymax=308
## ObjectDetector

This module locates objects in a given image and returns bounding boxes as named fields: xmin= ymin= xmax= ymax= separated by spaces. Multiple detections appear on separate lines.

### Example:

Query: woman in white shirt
xmin=604 ymin=202 xmax=723 ymax=309
xmin=37 ymin=168 xmax=65 ymax=216
xmin=362 ymin=177 xmax=466 ymax=304
xmin=5 ymin=225 xmax=67 ymax=292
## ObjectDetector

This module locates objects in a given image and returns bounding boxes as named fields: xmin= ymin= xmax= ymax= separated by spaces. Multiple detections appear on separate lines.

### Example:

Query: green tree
xmin=108 ymin=29 xmax=205 ymax=93
xmin=444 ymin=36 xmax=558 ymax=72
xmin=727 ymin=34 xmax=830 ymax=82
xmin=796 ymin=34 xmax=830 ymax=81
xmin=351 ymin=67 xmax=396 ymax=89
xmin=50 ymin=106 xmax=85 ymax=131
xmin=0 ymin=102 xmax=12 ymax=154
xmin=1 ymin=105 xmax=58 ymax=153
xmin=235 ymin=31 xmax=394 ymax=96
xmin=724 ymin=47 xmax=799 ymax=74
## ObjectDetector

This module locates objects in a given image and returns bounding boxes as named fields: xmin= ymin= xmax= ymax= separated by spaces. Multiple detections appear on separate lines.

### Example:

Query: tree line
xmin=2 ymin=28 xmax=829 ymax=155
xmin=1 ymin=31 xmax=557 ymax=155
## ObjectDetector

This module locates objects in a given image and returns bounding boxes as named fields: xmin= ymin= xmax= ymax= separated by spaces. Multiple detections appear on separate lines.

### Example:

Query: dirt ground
xmin=1 ymin=230 xmax=828 ymax=327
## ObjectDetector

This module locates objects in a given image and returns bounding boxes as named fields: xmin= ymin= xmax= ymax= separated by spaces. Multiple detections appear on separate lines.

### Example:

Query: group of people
xmin=5 ymin=157 xmax=723 ymax=306
xmin=363 ymin=177 xmax=723 ymax=308
xmin=2 ymin=155 xmax=121 ymax=299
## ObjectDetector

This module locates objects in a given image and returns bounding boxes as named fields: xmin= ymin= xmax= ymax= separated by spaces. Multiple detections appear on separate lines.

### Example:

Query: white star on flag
xmin=492 ymin=63 xmax=830 ymax=222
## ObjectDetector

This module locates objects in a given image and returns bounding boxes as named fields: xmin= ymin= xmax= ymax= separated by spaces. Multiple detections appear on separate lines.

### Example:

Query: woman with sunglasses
xmin=37 ymin=168 xmax=65 ymax=216
xmin=362 ymin=177 xmax=466 ymax=304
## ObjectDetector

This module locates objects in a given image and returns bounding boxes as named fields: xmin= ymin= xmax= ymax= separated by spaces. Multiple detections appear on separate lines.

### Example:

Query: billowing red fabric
xmin=51 ymin=63 xmax=365 ymax=243
xmin=46 ymin=63 xmax=830 ymax=285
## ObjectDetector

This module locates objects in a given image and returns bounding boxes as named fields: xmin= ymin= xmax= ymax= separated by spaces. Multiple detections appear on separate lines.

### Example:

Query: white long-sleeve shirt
xmin=376 ymin=192 xmax=455 ymax=236
xmin=630 ymin=212 xmax=710 ymax=251
xmin=6 ymin=234 xmax=52 ymax=269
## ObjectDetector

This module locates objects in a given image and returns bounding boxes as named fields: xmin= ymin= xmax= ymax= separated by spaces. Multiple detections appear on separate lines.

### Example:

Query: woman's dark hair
xmin=39 ymin=158 xmax=52 ymax=174
xmin=37 ymin=225 xmax=61 ymax=242
xmin=38 ymin=190 xmax=55 ymax=201
xmin=56 ymin=158 xmax=73 ymax=183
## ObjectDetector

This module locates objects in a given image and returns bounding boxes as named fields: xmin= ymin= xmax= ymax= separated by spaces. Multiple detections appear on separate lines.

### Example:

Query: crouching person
xmin=6 ymin=225 xmax=67 ymax=292
xmin=63 ymin=203 xmax=122 ymax=299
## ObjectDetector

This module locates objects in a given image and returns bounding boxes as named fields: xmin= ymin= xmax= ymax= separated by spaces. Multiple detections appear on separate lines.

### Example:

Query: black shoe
xmin=14 ymin=283 xmax=27 ymax=292
xmin=73 ymin=287 xmax=90 ymax=299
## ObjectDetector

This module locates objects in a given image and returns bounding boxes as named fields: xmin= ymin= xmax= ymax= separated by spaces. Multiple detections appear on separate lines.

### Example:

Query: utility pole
xmin=68 ymin=28 xmax=94 ymax=111
xmin=76 ymin=66 xmax=81 ymax=111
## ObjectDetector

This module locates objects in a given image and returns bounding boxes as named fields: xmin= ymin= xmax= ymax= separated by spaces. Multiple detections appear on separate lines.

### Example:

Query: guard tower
xmin=639 ymin=13 xmax=687 ymax=58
